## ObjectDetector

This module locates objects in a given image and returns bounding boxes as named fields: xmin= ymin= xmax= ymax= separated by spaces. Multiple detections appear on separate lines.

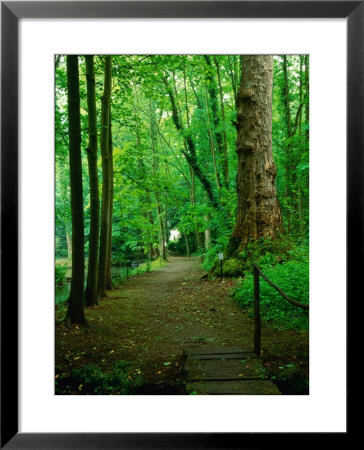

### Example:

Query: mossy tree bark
xmin=97 ymin=56 xmax=112 ymax=299
xmin=65 ymin=55 xmax=87 ymax=325
xmin=84 ymin=55 xmax=100 ymax=306
xmin=227 ymin=55 xmax=283 ymax=256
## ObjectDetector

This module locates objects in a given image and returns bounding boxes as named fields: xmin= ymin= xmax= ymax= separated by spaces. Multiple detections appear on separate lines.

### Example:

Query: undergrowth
xmin=55 ymin=263 xmax=68 ymax=286
xmin=231 ymin=244 xmax=309 ymax=330
xmin=55 ymin=361 xmax=143 ymax=395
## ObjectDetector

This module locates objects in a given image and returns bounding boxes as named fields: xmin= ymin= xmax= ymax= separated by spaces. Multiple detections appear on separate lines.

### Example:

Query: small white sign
xmin=218 ymin=253 xmax=224 ymax=260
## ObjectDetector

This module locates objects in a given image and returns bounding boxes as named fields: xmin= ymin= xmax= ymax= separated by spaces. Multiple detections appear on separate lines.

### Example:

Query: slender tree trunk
xmin=157 ymin=204 xmax=167 ymax=260
xmin=182 ymin=69 xmax=211 ymax=251
xmin=189 ymin=164 xmax=203 ymax=251
xmin=204 ymin=55 xmax=225 ymax=189
xmin=204 ymin=216 xmax=211 ymax=250
xmin=164 ymin=202 xmax=168 ymax=248
xmin=163 ymin=76 xmax=219 ymax=209
xmin=150 ymin=100 xmax=168 ymax=260
xmin=84 ymin=55 xmax=100 ymax=306
xmin=65 ymin=55 xmax=87 ymax=325
xmin=299 ymin=56 xmax=303 ymax=136
xmin=134 ymin=93 xmax=155 ymax=261
xmin=227 ymin=55 xmax=238 ymax=105
xmin=204 ymin=55 xmax=229 ymax=192
xmin=106 ymin=112 xmax=114 ymax=290
xmin=282 ymin=55 xmax=292 ymax=233
xmin=300 ymin=55 xmax=310 ymax=239
xmin=204 ymin=87 xmax=221 ymax=190
xmin=184 ymin=232 xmax=190 ymax=257
xmin=298 ymin=56 xmax=305 ymax=239
xmin=304 ymin=55 xmax=310 ymax=143
xmin=97 ymin=56 xmax=112 ymax=299
xmin=227 ymin=56 xmax=283 ymax=255
xmin=214 ymin=56 xmax=229 ymax=189
xmin=66 ymin=232 xmax=72 ymax=260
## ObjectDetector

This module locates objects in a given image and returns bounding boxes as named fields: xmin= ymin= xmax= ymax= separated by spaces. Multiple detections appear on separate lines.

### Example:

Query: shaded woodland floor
xmin=55 ymin=256 xmax=308 ymax=394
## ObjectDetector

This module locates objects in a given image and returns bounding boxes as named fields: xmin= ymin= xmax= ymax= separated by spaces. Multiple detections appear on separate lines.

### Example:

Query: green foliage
xmin=202 ymin=238 xmax=229 ymax=273
xmin=272 ymin=55 xmax=309 ymax=238
xmin=167 ymin=240 xmax=178 ymax=252
xmin=58 ymin=361 xmax=143 ymax=395
xmin=55 ymin=263 xmax=68 ymax=286
xmin=231 ymin=256 xmax=309 ymax=329
xmin=167 ymin=234 xmax=197 ymax=255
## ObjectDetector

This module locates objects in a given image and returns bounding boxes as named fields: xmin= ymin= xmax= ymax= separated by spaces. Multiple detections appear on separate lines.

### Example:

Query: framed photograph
xmin=1 ymin=1 xmax=357 ymax=447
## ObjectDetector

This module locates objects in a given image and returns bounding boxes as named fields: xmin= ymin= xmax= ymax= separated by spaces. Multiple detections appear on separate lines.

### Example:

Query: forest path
xmin=56 ymin=256 xmax=307 ymax=394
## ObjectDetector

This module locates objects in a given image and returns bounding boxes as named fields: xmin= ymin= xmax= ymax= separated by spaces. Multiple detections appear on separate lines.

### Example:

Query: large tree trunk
xmin=227 ymin=55 xmax=283 ymax=255
xmin=84 ymin=55 xmax=100 ymax=306
xmin=65 ymin=55 xmax=87 ymax=325
xmin=97 ymin=56 xmax=112 ymax=299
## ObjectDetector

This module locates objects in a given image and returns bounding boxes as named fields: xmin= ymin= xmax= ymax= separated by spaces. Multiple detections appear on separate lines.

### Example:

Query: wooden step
xmin=183 ymin=346 xmax=281 ymax=395
xmin=186 ymin=379 xmax=281 ymax=395
xmin=183 ymin=346 xmax=255 ymax=356
xmin=185 ymin=357 xmax=265 ymax=381
xmin=187 ymin=353 xmax=255 ymax=360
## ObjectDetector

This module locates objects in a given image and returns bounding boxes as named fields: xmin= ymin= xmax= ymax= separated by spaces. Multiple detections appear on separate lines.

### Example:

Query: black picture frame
xmin=1 ymin=1 xmax=357 ymax=448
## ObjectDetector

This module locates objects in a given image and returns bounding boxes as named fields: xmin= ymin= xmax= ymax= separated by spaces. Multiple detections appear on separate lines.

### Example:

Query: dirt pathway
xmin=55 ymin=256 xmax=308 ymax=394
